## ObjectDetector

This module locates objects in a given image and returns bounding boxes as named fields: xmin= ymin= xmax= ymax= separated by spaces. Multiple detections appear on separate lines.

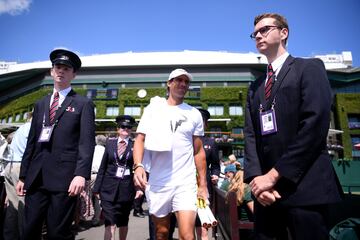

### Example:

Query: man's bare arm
xmin=193 ymin=136 xmax=207 ymax=200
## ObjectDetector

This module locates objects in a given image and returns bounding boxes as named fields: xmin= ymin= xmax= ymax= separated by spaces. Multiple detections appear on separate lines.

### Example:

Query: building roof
xmin=0 ymin=50 xmax=358 ymax=104
xmin=0 ymin=50 xmax=267 ymax=75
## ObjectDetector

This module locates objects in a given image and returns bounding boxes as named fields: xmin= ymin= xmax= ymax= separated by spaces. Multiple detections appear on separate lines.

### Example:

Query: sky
xmin=1 ymin=0 xmax=360 ymax=66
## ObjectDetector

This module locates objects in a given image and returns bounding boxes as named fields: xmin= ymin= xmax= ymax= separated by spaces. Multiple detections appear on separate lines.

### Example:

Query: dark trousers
xmin=22 ymin=188 xmax=77 ymax=240
xmin=133 ymin=193 xmax=145 ymax=214
xmin=254 ymin=201 xmax=330 ymax=240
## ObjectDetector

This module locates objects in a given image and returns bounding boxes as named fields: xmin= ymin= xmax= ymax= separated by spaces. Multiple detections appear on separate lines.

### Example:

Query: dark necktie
xmin=49 ymin=92 xmax=59 ymax=124
xmin=265 ymin=64 xmax=275 ymax=100
xmin=118 ymin=140 xmax=127 ymax=158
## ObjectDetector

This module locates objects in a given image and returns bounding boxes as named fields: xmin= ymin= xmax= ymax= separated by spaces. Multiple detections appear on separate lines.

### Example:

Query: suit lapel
xmin=258 ymin=75 xmax=266 ymax=105
xmin=44 ymin=94 xmax=52 ymax=125
xmin=54 ymin=90 xmax=75 ymax=123
xmin=111 ymin=139 xmax=118 ymax=160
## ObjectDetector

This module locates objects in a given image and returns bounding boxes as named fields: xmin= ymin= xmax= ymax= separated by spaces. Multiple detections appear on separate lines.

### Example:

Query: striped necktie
xmin=49 ymin=92 xmax=59 ymax=125
xmin=265 ymin=64 xmax=275 ymax=100
xmin=118 ymin=140 xmax=127 ymax=158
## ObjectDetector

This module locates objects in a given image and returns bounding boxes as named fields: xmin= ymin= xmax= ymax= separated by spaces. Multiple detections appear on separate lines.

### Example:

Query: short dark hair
xmin=254 ymin=13 xmax=289 ymax=44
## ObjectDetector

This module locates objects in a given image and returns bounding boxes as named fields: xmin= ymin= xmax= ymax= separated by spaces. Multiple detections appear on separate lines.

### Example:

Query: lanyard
xmin=113 ymin=151 xmax=130 ymax=167
xmin=259 ymin=98 xmax=276 ymax=113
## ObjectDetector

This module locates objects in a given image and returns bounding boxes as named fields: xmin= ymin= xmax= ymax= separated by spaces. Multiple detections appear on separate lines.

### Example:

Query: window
xmin=107 ymin=89 xmax=118 ymax=99
xmin=210 ymin=127 xmax=222 ymax=138
xmin=232 ymin=128 xmax=243 ymax=135
xmin=87 ymin=89 xmax=118 ymax=100
xmin=15 ymin=113 xmax=21 ymax=122
xmin=229 ymin=105 xmax=243 ymax=116
xmin=23 ymin=112 xmax=28 ymax=120
xmin=106 ymin=106 xmax=119 ymax=116
xmin=208 ymin=106 xmax=224 ymax=116
xmin=1 ymin=119 xmax=5 ymax=124
xmin=185 ymin=86 xmax=200 ymax=99
xmin=8 ymin=116 xmax=13 ymax=123
xmin=124 ymin=106 xmax=141 ymax=116
xmin=94 ymin=107 xmax=97 ymax=116
xmin=348 ymin=114 xmax=360 ymax=129
xmin=87 ymin=89 xmax=97 ymax=99
xmin=231 ymin=128 xmax=244 ymax=140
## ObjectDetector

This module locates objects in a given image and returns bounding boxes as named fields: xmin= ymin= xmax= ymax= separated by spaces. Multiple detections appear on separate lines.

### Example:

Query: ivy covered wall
xmin=2 ymin=86 xmax=360 ymax=161
xmin=0 ymin=86 xmax=247 ymax=130
xmin=334 ymin=93 xmax=360 ymax=159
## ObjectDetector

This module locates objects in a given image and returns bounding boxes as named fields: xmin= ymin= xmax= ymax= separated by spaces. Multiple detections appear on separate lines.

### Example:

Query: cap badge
xmin=59 ymin=55 xmax=69 ymax=61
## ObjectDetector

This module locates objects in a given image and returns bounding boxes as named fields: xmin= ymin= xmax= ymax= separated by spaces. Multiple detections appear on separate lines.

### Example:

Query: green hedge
xmin=334 ymin=93 xmax=360 ymax=159
xmin=0 ymin=86 xmax=246 ymax=130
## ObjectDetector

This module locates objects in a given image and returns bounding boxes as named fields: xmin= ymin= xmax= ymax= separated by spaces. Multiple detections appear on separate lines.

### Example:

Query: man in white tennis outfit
xmin=133 ymin=68 xmax=207 ymax=240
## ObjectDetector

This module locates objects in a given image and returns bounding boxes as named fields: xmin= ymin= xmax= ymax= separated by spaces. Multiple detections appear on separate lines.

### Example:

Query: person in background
xmin=89 ymin=134 xmax=106 ymax=226
xmin=195 ymin=108 xmax=220 ymax=240
xmin=220 ymin=164 xmax=237 ymax=191
xmin=228 ymin=154 xmax=237 ymax=165
xmin=227 ymin=169 xmax=254 ymax=220
xmin=133 ymin=68 xmax=207 ymax=240
xmin=3 ymin=112 xmax=32 ymax=240
xmin=93 ymin=115 xmax=142 ymax=240
xmin=77 ymin=134 xmax=107 ymax=227
xmin=16 ymin=49 xmax=96 ymax=240
xmin=244 ymin=13 xmax=343 ymax=239
xmin=226 ymin=169 xmax=254 ymax=239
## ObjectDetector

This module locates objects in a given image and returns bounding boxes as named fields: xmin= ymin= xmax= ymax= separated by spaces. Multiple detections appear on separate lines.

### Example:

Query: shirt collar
xmin=118 ymin=137 xmax=129 ymax=145
xmin=269 ymin=52 xmax=289 ymax=74
xmin=53 ymin=87 xmax=72 ymax=98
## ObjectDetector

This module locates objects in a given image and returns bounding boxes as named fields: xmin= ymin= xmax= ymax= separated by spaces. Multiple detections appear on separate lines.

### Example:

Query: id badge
xmin=38 ymin=126 xmax=54 ymax=142
xmin=115 ymin=166 xmax=126 ymax=178
xmin=260 ymin=109 xmax=278 ymax=135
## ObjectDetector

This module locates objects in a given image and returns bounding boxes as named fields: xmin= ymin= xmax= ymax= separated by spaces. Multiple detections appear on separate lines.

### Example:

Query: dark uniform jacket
xmin=19 ymin=90 xmax=95 ymax=191
xmin=244 ymin=55 xmax=342 ymax=206
xmin=93 ymin=138 xmax=135 ymax=202
xmin=202 ymin=136 xmax=220 ymax=192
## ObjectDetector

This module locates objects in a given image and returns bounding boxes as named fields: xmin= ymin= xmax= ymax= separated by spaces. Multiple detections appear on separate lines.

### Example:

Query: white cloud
xmin=0 ymin=0 xmax=32 ymax=16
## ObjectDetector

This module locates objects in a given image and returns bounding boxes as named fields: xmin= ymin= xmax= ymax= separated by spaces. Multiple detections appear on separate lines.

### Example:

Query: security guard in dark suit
xmin=197 ymin=109 xmax=221 ymax=194
xmin=196 ymin=108 xmax=220 ymax=239
xmin=16 ymin=49 xmax=96 ymax=240
xmin=244 ymin=13 xmax=342 ymax=239
xmin=93 ymin=115 xmax=142 ymax=240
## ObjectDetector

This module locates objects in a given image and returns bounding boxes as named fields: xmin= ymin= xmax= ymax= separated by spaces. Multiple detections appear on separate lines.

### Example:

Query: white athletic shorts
xmin=145 ymin=183 xmax=197 ymax=218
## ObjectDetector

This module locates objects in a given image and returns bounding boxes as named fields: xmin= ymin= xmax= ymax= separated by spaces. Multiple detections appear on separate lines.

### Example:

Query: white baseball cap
xmin=168 ymin=68 xmax=193 ymax=81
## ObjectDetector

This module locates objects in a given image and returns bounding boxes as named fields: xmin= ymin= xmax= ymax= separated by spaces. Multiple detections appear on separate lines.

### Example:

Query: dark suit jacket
xmin=202 ymin=137 xmax=220 ymax=186
xmin=93 ymin=138 xmax=135 ymax=202
xmin=19 ymin=89 xmax=96 ymax=192
xmin=244 ymin=55 xmax=342 ymax=206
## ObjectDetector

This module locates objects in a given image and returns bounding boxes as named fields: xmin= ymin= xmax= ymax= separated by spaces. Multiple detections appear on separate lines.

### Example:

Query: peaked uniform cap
xmin=50 ymin=49 xmax=82 ymax=71
xmin=115 ymin=115 xmax=136 ymax=127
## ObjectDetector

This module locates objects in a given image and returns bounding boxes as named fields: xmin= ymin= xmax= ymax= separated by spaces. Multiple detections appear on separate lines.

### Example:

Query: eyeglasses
xmin=250 ymin=25 xmax=281 ymax=40
xmin=120 ymin=125 xmax=132 ymax=129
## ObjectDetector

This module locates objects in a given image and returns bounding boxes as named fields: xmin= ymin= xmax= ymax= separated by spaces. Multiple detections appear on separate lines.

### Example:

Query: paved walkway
xmin=74 ymin=208 xmax=215 ymax=240
xmin=75 ymin=207 xmax=180 ymax=240
xmin=75 ymin=210 xmax=153 ymax=239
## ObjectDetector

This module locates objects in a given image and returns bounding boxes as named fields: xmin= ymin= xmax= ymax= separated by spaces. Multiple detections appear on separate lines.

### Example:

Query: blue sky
xmin=1 ymin=0 xmax=359 ymax=66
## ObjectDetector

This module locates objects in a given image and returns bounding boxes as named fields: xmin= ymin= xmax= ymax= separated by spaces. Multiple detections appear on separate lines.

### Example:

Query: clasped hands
xmin=249 ymin=169 xmax=281 ymax=207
